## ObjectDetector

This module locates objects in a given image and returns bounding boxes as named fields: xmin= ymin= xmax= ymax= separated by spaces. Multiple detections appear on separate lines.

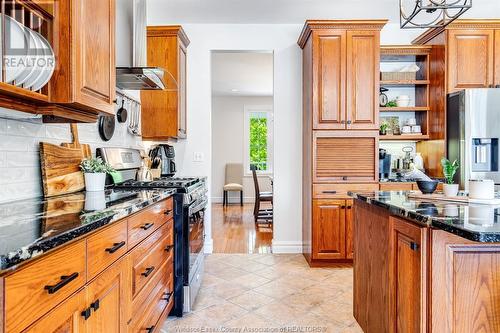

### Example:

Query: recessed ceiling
xmin=211 ymin=52 xmax=273 ymax=97
xmin=147 ymin=0 xmax=500 ymax=24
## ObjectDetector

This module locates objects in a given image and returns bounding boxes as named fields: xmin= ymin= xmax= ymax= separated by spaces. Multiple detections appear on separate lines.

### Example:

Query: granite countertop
xmin=0 ymin=188 xmax=176 ymax=274
xmin=350 ymin=191 xmax=500 ymax=242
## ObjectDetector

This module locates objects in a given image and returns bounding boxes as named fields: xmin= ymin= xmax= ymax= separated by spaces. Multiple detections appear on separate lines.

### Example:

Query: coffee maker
xmin=149 ymin=144 xmax=176 ymax=177
xmin=379 ymin=148 xmax=392 ymax=180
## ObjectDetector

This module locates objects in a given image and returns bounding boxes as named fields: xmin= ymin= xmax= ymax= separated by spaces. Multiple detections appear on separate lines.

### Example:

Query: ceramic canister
xmin=468 ymin=179 xmax=495 ymax=200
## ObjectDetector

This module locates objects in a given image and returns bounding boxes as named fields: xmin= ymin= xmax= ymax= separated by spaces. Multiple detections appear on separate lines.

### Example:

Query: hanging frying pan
xmin=117 ymin=99 xmax=128 ymax=123
xmin=98 ymin=115 xmax=115 ymax=141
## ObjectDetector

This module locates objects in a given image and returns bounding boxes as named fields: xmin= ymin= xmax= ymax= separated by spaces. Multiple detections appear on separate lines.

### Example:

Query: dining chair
xmin=223 ymin=163 xmax=244 ymax=206
xmin=251 ymin=165 xmax=273 ymax=223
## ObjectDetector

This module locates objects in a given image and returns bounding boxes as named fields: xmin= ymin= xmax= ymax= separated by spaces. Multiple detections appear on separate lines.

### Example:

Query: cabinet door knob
xmin=164 ymin=245 xmax=174 ymax=252
xmin=347 ymin=120 xmax=352 ymax=125
xmin=81 ymin=308 xmax=92 ymax=320
xmin=340 ymin=120 xmax=346 ymax=124
xmin=410 ymin=242 xmax=419 ymax=251
xmin=146 ymin=326 xmax=155 ymax=333
xmin=90 ymin=299 xmax=100 ymax=312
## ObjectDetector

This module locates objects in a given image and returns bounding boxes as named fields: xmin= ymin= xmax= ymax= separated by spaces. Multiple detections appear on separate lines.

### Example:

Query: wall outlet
xmin=193 ymin=152 xmax=204 ymax=162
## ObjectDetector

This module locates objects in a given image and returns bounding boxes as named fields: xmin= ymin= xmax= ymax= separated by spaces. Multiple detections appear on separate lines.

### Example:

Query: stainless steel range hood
xmin=116 ymin=0 xmax=177 ymax=91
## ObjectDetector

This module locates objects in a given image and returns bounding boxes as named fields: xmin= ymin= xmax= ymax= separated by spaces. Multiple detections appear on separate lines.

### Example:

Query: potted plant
xmin=379 ymin=122 xmax=389 ymax=135
xmin=441 ymin=158 xmax=460 ymax=197
xmin=80 ymin=157 xmax=115 ymax=192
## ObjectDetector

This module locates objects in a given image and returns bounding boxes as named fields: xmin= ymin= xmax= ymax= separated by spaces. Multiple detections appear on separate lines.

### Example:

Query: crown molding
xmin=412 ymin=19 xmax=500 ymax=45
xmin=297 ymin=19 xmax=388 ymax=48
xmin=147 ymin=25 xmax=190 ymax=47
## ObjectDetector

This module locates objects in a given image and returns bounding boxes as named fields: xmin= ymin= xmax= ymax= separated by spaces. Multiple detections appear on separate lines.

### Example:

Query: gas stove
xmin=116 ymin=177 xmax=201 ymax=192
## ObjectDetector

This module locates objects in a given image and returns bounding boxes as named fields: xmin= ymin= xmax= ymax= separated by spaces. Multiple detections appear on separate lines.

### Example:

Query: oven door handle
xmin=189 ymin=198 xmax=208 ymax=215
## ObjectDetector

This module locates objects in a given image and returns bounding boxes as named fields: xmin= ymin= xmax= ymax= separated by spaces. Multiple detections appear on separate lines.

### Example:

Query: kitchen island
xmin=350 ymin=191 xmax=500 ymax=333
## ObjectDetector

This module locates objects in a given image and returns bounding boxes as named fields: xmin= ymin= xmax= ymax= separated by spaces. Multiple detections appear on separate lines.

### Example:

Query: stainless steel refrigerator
xmin=447 ymin=88 xmax=500 ymax=190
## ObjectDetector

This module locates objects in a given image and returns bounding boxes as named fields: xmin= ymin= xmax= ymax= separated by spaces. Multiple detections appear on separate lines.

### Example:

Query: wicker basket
xmin=381 ymin=71 xmax=416 ymax=81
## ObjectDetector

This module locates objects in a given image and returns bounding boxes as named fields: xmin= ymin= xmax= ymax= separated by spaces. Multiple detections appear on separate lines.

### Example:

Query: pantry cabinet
xmin=300 ymin=20 xmax=386 ymax=267
xmin=141 ymin=26 xmax=190 ymax=140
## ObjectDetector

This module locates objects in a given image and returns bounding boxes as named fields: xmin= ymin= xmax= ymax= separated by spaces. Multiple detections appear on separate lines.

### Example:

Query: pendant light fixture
xmin=400 ymin=0 xmax=472 ymax=29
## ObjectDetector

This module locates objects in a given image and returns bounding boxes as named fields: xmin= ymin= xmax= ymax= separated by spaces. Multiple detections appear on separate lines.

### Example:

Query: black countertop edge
xmin=0 ymin=189 xmax=176 ymax=275
xmin=349 ymin=191 xmax=500 ymax=243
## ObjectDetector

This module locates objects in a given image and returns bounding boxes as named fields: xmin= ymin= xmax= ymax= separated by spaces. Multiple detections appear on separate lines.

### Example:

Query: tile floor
xmin=161 ymin=254 xmax=363 ymax=333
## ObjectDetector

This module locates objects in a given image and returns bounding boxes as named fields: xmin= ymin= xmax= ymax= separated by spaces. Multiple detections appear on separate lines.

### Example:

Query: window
xmin=244 ymin=105 xmax=273 ymax=174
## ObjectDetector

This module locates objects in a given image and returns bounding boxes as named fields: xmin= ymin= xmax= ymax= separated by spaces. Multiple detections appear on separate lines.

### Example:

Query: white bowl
xmin=396 ymin=98 xmax=411 ymax=107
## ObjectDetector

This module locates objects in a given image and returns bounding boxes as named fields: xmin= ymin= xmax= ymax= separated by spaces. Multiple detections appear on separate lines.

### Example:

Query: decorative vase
xmin=84 ymin=172 xmax=106 ymax=192
xmin=443 ymin=183 xmax=459 ymax=197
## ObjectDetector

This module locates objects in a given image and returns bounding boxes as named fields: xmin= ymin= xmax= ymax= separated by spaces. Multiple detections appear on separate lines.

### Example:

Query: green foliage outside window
xmin=249 ymin=115 xmax=268 ymax=171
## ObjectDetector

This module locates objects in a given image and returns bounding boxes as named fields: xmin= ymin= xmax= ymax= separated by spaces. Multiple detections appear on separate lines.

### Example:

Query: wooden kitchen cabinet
xmin=1 ymin=197 xmax=174 ymax=333
xmin=49 ymin=0 xmax=116 ymax=116
xmin=86 ymin=257 xmax=130 ymax=333
xmin=312 ymin=199 xmax=354 ymax=261
xmin=346 ymin=30 xmax=379 ymax=130
xmin=312 ymin=199 xmax=346 ymax=260
xmin=447 ymin=29 xmax=495 ymax=91
xmin=413 ymin=20 xmax=500 ymax=93
xmin=495 ymin=30 xmax=500 ymax=86
xmin=23 ymin=289 xmax=86 ymax=333
xmin=389 ymin=217 xmax=428 ymax=333
xmin=300 ymin=21 xmax=384 ymax=131
xmin=312 ymin=30 xmax=346 ymax=130
xmin=141 ymin=26 xmax=190 ymax=140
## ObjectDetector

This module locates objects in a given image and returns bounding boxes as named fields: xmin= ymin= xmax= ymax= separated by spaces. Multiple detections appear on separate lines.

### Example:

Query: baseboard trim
xmin=204 ymin=238 xmax=213 ymax=254
xmin=271 ymin=240 xmax=303 ymax=254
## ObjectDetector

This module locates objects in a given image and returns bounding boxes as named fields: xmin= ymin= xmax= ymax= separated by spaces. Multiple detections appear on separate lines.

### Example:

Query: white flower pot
xmin=84 ymin=173 xmax=106 ymax=192
xmin=443 ymin=183 xmax=459 ymax=197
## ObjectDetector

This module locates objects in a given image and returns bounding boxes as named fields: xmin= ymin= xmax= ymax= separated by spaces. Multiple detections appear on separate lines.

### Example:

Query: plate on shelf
xmin=4 ymin=15 xmax=30 ymax=84
xmin=24 ymin=30 xmax=55 ymax=91
xmin=14 ymin=27 xmax=38 ymax=87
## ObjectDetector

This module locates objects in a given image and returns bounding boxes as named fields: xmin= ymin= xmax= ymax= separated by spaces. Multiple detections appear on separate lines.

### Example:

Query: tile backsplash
xmin=0 ymin=107 xmax=144 ymax=203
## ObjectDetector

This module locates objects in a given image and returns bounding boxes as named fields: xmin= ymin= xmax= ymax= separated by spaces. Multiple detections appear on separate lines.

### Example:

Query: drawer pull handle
xmin=141 ymin=266 xmax=155 ymax=277
xmin=105 ymin=241 xmax=126 ymax=254
xmin=322 ymin=190 xmax=337 ymax=194
xmin=161 ymin=291 xmax=174 ymax=302
xmin=90 ymin=299 xmax=100 ymax=312
xmin=81 ymin=307 xmax=92 ymax=320
xmin=165 ymin=245 xmax=174 ymax=252
xmin=141 ymin=223 xmax=154 ymax=230
xmin=44 ymin=272 xmax=79 ymax=294
xmin=164 ymin=209 xmax=173 ymax=215
xmin=146 ymin=326 xmax=155 ymax=333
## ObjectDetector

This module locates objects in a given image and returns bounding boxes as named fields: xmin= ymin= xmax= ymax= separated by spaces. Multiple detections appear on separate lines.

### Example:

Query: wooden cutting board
xmin=40 ymin=124 xmax=91 ymax=197
xmin=61 ymin=124 xmax=92 ymax=158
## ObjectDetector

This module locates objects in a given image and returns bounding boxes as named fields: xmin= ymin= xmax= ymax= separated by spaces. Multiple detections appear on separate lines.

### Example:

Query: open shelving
xmin=379 ymin=45 xmax=432 ymax=142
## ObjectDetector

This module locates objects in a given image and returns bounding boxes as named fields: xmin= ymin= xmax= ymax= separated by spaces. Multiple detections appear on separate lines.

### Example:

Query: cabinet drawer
xmin=5 ymin=240 xmax=86 ymax=333
xmin=128 ymin=198 xmax=173 ymax=248
xmin=313 ymin=183 xmax=379 ymax=199
xmin=129 ymin=222 xmax=173 ymax=298
xmin=129 ymin=270 xmax=173 ymax=333
xmin=131 ymin=258 xmax=174 ymax=320
xmin=87 ymin=219 xmax=128 ymax=279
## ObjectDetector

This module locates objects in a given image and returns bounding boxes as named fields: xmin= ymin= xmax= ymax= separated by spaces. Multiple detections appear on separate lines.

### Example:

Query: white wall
xmin=147 ymin=0 xmax=459 ymax=252
xmin=211 ymin=96 xmax=273 ymax=203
